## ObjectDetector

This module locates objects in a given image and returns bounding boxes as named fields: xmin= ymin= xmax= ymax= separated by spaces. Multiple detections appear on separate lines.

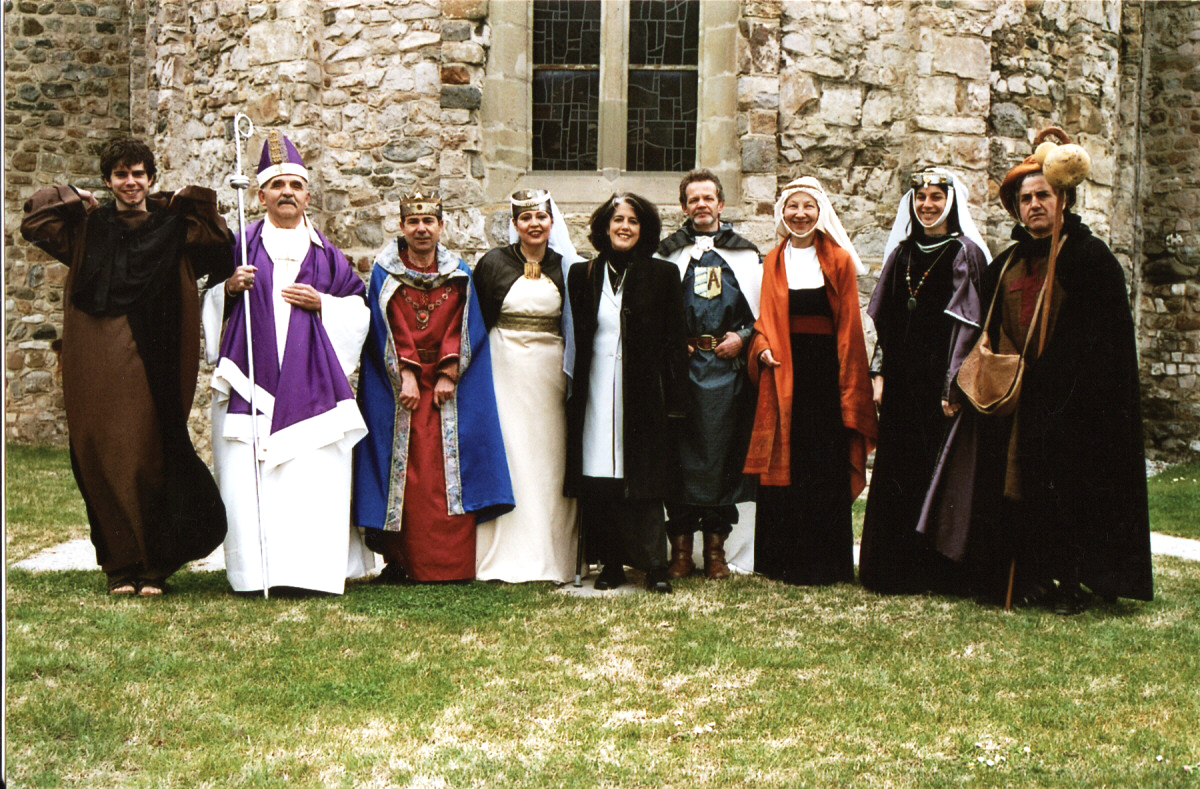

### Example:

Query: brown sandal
xmin=137 ymin=582 xmax=165 ymax=597
xmin=108 ymin=582 xmax=137 ymax=596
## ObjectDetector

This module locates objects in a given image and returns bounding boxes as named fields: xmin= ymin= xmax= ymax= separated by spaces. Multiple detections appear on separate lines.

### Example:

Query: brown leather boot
xmin=667 ymin=533 xmax=695 ymax=579
xmin=703 ymin=532 xmax=731 ymax=579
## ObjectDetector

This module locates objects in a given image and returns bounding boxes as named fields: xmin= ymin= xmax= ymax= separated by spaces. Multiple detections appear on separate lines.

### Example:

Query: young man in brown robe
xmin=21 ymin=138 xmax=234 ymax=596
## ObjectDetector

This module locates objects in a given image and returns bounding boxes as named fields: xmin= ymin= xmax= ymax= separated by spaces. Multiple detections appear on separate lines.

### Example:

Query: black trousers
xmin=665 ymin=502 xmax=736 ymax=538
xmin=579 ymin=476 xmax=667 ymax=571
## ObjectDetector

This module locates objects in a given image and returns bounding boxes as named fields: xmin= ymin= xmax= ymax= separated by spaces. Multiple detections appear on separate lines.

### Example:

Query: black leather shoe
xmin=594 ymin=564 xmax=627 ymax=590
xmin=645 ymin=568 xmax=673 ymax=594
xmin=372 ymin=564 xmax=409 ymax=585
xmin=1053 ymin=583 xmax=1089 ymax=616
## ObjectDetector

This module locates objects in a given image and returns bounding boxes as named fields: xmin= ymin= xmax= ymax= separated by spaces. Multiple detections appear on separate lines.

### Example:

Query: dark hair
xmin=678 ymin=168 xmax=724 ymax=207
xmin=908 ymin=184 xmax=963 ymax=236
xmin=99 ymin=138 xmax=157 ymax=183
xmin=587 ymin=192 xmax=662 ymax=259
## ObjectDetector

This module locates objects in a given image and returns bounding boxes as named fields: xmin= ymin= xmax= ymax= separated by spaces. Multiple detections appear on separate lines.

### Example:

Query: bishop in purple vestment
xmin=205 ymin=132 xmax=374 ymax=595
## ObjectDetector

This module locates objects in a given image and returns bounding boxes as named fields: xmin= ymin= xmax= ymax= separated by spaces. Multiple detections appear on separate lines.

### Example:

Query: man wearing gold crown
xmin=967 ymin=129 xmax=1153 ymax=614
xmin=354 ymin=190 xmax=513 ymax=583
xmin=205 ymin=131 xmax=375 ymax=595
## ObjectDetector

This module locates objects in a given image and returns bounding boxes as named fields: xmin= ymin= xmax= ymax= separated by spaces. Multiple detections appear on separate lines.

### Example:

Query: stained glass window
xmin=629 ymin=0 xmax=698 ymax=67
xmin=530 ymin=0 xmax=699 ymax=173
xmin=532 ymin=0 xmax=601 ymax=170
xmin=627 ymin=70 xmax=697 ymax=171
xmin=627 ymin=0 xmax=698 ymax=172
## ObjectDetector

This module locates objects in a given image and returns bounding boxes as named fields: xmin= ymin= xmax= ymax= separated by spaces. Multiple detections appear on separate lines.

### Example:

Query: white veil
xmin=882 ymin=168 xmax=992 ymax=266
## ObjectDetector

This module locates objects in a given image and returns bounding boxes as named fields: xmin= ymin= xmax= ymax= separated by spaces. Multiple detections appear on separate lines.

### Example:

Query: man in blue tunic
xmin=655 ymin=170 xmax=761 ymax=579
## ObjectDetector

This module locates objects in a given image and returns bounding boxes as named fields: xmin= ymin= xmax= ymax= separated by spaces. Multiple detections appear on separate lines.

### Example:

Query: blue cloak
xmin=353 ymin=243 xmax=514 ymax=530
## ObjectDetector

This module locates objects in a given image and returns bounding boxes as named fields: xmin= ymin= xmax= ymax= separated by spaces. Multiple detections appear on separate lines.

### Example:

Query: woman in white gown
xmin=471 ymin=189 xmax=579 ymax=583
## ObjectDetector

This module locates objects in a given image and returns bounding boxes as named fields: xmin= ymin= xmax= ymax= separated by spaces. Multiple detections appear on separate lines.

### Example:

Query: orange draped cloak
xmin=744 ymin=233 xmax=878 ymax=498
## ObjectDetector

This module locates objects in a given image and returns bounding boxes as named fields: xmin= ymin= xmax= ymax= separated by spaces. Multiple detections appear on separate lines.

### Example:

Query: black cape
xmin=973 ymin=214 xmax=1153 ymax=601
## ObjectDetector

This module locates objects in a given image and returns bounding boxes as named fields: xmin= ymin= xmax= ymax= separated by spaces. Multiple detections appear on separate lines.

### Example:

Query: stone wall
xmin=4 ymin=0 xmax=1198 ymax=459
xmin=4 ymin=0 xmax=141 ymax=444
xmin=1137 ymin=0 xmax=1200 ymax=457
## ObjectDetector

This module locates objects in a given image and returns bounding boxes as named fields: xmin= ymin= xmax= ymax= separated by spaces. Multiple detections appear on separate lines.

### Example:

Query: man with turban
xmin=971 ymin=129 xmax=1153 ymax=613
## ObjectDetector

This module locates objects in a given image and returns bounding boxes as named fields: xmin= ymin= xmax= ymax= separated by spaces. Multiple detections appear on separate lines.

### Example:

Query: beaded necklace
xmin=904 ymin=237 xmax=956 ymax=312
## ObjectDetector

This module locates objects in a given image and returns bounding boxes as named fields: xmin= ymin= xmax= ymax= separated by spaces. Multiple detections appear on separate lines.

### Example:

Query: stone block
xmin=39 ymin=82 xmax=75 ymax=98
xmin=741 ymin=136 xmax=777 ymax=173
xmin=442 ymin=41 xmax=484 ymax=65
xmin=930 ymin=34 xmax=989 ymax=80
xmin=22 ymin=371 xmax=53 ymax=393
xmin=913 ymin=115 xmax=986 ymax=135
xmin=11 ymin=151 xmax=38 ymax=171
xmin=991 ymin=101 xmax=1027 ymax=137
xmin=742 ymin=174 xmax=777 ymax=202
xmin=861 ymin=90 xmax=893 ymax=129
xmin=439 ymin=148 xmax=469 ymax=177
xmin=441 ymin=64 xmax=470 ymax=85
xmin=440 ymin=85 xmax=481 ymax=110
xmin=749 ymin=109 xmax=776 ymax=135
xmin=355 ymin=221 xmax=383 ymax=249
xmin=915 ymin=76 xmax=959 ymax=115
xmin=795 ymin=55 xmax=848 ymax=80
xmin=780 ymin=72 xmax=818 ymax=116
xmin=382 ymin=137 xmax=434 ymax=163
xmin=781 ymin=31 xmax=812 ymax=57
xmin=738 ymin=76 xmax=779 ymax=111
xmin=395 ymin=30 xmax=441 ymax=52
xmin=442 ymin=19 xmax=473 ymax=41
xmin=744 ymin=19 xmax=779 ymax=74
xmin=820 ymin=84 xmax=862 ymax=127
xmin=442 ymin=0 xmax=487 ymax=21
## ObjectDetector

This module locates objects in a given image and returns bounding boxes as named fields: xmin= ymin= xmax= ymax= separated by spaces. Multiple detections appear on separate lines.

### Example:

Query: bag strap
xmin=979 ymin=238 xmax=1063 ymax=365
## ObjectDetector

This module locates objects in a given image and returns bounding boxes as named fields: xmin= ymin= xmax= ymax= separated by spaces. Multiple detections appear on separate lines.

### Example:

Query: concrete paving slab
xmin=16 ymin=534 xmax=1196 ymax=577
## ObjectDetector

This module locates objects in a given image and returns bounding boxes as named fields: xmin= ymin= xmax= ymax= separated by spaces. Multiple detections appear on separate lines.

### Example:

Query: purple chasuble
xmin=217 ymin=218 xmax=365 ymax=433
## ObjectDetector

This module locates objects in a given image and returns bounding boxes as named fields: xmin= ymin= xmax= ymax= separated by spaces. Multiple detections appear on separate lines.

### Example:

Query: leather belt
xmin=789 ymin=315 xmax=834 ymax=335
xmin=688 ymin=335 xmax=719 ymax=351
xmin=416 ymin=348 xmax=438 ymax=364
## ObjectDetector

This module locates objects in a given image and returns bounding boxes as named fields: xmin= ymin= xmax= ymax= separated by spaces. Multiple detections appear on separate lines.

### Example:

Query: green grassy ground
xmin=1148 ymin=462 xmax=1200 ymax=541
xmin=6 ymin=445 xmax=1200 ymax=787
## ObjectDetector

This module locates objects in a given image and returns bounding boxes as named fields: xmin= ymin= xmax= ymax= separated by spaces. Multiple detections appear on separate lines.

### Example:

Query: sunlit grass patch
xmin=1148 ymin=461 xmax=1200 ymax=540
xmin=5 ymin=443 xmax=90 ymax=561
xmin=6 ymin=449 xmax=1200 ymax=786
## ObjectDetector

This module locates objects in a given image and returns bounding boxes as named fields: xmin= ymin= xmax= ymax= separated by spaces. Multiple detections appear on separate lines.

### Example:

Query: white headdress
xmin=882 ymin=168 xmax=992 ymax=266
xmin=774 ymin=176 xmax=865 ymax=275
xmin=506 ymin=189 xmax=580 ymax=263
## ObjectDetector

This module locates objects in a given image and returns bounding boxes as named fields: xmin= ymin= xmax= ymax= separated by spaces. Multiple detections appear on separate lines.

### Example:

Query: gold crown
xmin=910 ymin=169 xmax=953 ymax=190
xmin=399 ymin=189 xmax=443 ymax=218
xmin=510 ymin=188 xmax=551 ymax=217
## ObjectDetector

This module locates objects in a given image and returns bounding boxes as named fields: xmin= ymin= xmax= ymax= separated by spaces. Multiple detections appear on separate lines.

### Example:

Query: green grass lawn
xmin=6 ymin=445 xmax=1200 ymax=788
xmin=1148 ymin=461 xmax=1200 ymax=541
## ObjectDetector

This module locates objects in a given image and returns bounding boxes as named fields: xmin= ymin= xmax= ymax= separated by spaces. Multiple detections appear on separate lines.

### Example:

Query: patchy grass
xmin=1148 ymin=462 xmax=1200 ymax=541
xmin=5 ymin=443 xmax=89 ymax=562
xmin=6 ymin=565 xmax=1200 ymax=787
xmin=6 ymin=448 xmax=1200 ymax=787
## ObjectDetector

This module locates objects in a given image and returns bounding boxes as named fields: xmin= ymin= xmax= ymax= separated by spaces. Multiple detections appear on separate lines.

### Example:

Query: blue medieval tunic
xmin=656 ymin=225 xmax=761 ymax=519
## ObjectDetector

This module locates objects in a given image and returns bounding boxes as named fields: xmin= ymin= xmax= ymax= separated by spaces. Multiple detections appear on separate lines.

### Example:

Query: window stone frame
xmin=482 ymin=0 xmax=740 ymax=211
